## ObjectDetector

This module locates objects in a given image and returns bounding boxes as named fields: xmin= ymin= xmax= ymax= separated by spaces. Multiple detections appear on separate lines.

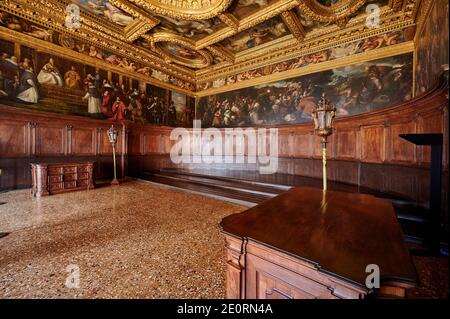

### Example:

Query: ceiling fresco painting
xmin=72 ymin=0 xmax=134 ymax=27
xmin=316 ymin=0 xmax=341 ymax=6
xmin=220 ymin=16 xmax=289 ymax=53
xmin=161 ymin=43 xmax=202 ymax=60
xmin=152 ymin=15 xmax=225 ymax=40
xmin=228 ymin=0 xmax=279 ymax=20
xmin=0 ymin=0 xmax=428 ymax=94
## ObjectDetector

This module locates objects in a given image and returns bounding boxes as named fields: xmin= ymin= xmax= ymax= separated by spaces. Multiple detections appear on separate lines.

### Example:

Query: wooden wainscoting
xmin=127 ymin=73 xmax=449 ymax=205
xmin=0 ymin=105 xmax=128 ymax=190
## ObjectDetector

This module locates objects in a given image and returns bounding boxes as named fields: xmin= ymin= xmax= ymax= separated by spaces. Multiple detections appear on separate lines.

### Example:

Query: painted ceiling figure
xmin=37 ymin=58 xmax=63 ymax=87
xmin=156 ymin=16 xmax=217 ymax=38
xmin=167 ymin=44 xmax=200 ymax=59
xmin=103 ymin=1 xmax=134 ymax=26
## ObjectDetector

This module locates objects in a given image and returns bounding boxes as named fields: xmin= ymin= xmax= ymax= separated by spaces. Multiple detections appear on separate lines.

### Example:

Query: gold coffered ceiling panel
xmin=0 ymin=0 xmax=429 ymax=92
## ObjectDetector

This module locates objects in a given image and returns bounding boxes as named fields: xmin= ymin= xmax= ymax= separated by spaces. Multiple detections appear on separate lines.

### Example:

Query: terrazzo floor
xmin=0 ymin=180 xmax=448 ymax=298
xmin=0 ymin=180 xmax=245 ymax=298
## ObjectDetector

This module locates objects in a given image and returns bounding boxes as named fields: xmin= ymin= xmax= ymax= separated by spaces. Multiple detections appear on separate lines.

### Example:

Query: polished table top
xmin=220 ymin=187 xmax=417 ymax=288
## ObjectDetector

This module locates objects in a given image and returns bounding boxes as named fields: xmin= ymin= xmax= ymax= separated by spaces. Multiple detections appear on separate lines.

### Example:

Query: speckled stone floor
xmin=0 ymin=180 xmax=447 ymax=299
xmin=0 ymin=181 xmax=245 ymax=298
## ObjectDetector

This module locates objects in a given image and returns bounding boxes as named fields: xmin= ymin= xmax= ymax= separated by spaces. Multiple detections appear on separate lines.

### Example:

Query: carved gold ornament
xmin=297 ymin=0 xmax=367 ymax=23
xmin=0 ymin=0 xmax=427 ymax=94
xmin=125 ymin=0 xmax=234 ymax=20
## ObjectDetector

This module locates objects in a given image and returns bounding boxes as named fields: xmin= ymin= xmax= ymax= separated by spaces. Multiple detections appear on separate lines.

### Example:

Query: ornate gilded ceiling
xmin=0 ymin=0 xmax=428 ymax=93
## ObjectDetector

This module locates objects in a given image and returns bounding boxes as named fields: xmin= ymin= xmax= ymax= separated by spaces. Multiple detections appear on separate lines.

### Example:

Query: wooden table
xmin=31 ymin=162 xmax=95 ymax=197
xmin=220 ymin=187 xmax=417 ymax=299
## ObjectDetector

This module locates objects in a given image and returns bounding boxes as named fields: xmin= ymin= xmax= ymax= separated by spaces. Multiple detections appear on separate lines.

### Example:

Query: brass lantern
xmin=107 ymin=125 xmax=119 ymax=186
xmin=312 ymin=94 xmax=336 ymax=191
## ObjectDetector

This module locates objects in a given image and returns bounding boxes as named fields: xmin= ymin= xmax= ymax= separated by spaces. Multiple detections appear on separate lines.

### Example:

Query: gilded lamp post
xmin=312 ymin=94 xmax=336 ymax=191
xmin=107 ymin=125 xmax=119 ymax=186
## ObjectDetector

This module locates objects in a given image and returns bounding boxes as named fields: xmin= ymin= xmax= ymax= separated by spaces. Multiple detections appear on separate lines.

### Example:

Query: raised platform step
xmin=137 ymin=169 xmax=448 ymax=251
xmin=142 ymin=173 xmax=271 ymax=205
xmin=154 ymin=171 xmax=289 ymax=195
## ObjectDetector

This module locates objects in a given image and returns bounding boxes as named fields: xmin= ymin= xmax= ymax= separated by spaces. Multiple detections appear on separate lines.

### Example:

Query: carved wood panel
xmin=128 ymin=131 xmax=143 ymax=155
xmin=36 ymin=124 xmax=65 ymax=156
xmin=335 ymin=129 xmax=358 ymax=160
xmin=144 ymin=133 xmax=161 ymax=154
xmin=0 ymin=120 xmax=28 ymax=157
xmin=292 ymin=131 xmax=313 ymax=158
xmin=388 ymin=121 xmax=417 ymax=163
xmin=72 ymin=128 xmax=96 ymax=156
xmin=277 ymin=132 xmax=291 ymax=158
xmin=360 ymin=125 xmax=385 ymax=163
xmin=418 ymin=110 xmax=445 ymax=164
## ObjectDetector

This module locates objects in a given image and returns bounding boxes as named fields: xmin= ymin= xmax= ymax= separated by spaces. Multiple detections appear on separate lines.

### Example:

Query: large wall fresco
xmin=415 ymin=0 xmax=449 ymax=95
xmin=0 ymin=38 xmax=194 ymax=127
xmin=197 ymin=53 xmax=413 ymax=127
xmin=0 ymin=10 xmax=195 ymax=91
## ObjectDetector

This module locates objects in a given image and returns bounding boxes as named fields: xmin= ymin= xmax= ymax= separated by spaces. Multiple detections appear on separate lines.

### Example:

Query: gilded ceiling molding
xmin=207 ymin=44 xmax=235 ymax=64
xmin=107 ymin=0 xmax=160 ymax=41
xmin=281 ymin=10 xmax=306 ymax=42
xmin=195 ymin=27 xmax=236 ymax=50
xmin=125 ymin=0 xmax=234 ymax=20
xmin=238 ymin=0 xmax=300 ymax=32
xmin=1 ymin=0 xmax=425 ymax=91
xmin=194 ymin=0 xmax=419 ymax=82
xmin=57 ymin=0 xmax=158 ymax=42
xmin=195 ymin=41 xmax=414 ymax=97
xmin=196 ymin=18 xmax=416 ymax=83
xmin=336 ymin=16 xmax=350 ymax=28
xmin=297 ymin=0 xmax=367 ymax=23
xmin=0 ymin=0 xmax=196 ymax=82
xmin=219 ymin=12 xmax=240 ymax=32
xmin=389 ymin=0 xmax=405 ymax=12
xmin=193 ymin=0 xmax=300 ymax=50
xmin=191 ymin=0 xmax=299 ymax=49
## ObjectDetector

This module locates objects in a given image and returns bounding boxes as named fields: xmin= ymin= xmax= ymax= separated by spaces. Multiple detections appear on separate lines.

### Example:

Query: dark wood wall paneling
xmin=1 ymin=75 xmax=448 ymax=207
xmin=127 ymin=74 xmax=449 ymax=206
xmin=0 ymin=105 xmax=128 ymax=190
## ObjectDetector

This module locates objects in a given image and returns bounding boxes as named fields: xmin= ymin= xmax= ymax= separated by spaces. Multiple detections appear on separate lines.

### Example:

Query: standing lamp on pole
xmin=107 ymin=125 xmax=120 ymax=186
xmin=312 ymin=94 xmax=336 ymax=191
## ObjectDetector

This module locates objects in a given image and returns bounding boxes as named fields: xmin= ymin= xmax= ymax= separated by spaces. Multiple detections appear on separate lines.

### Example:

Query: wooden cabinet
xmin=31 ymin=162 xmax=95 ymax=197
xmin=220 ymin=187 xmax=418 ymax=299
